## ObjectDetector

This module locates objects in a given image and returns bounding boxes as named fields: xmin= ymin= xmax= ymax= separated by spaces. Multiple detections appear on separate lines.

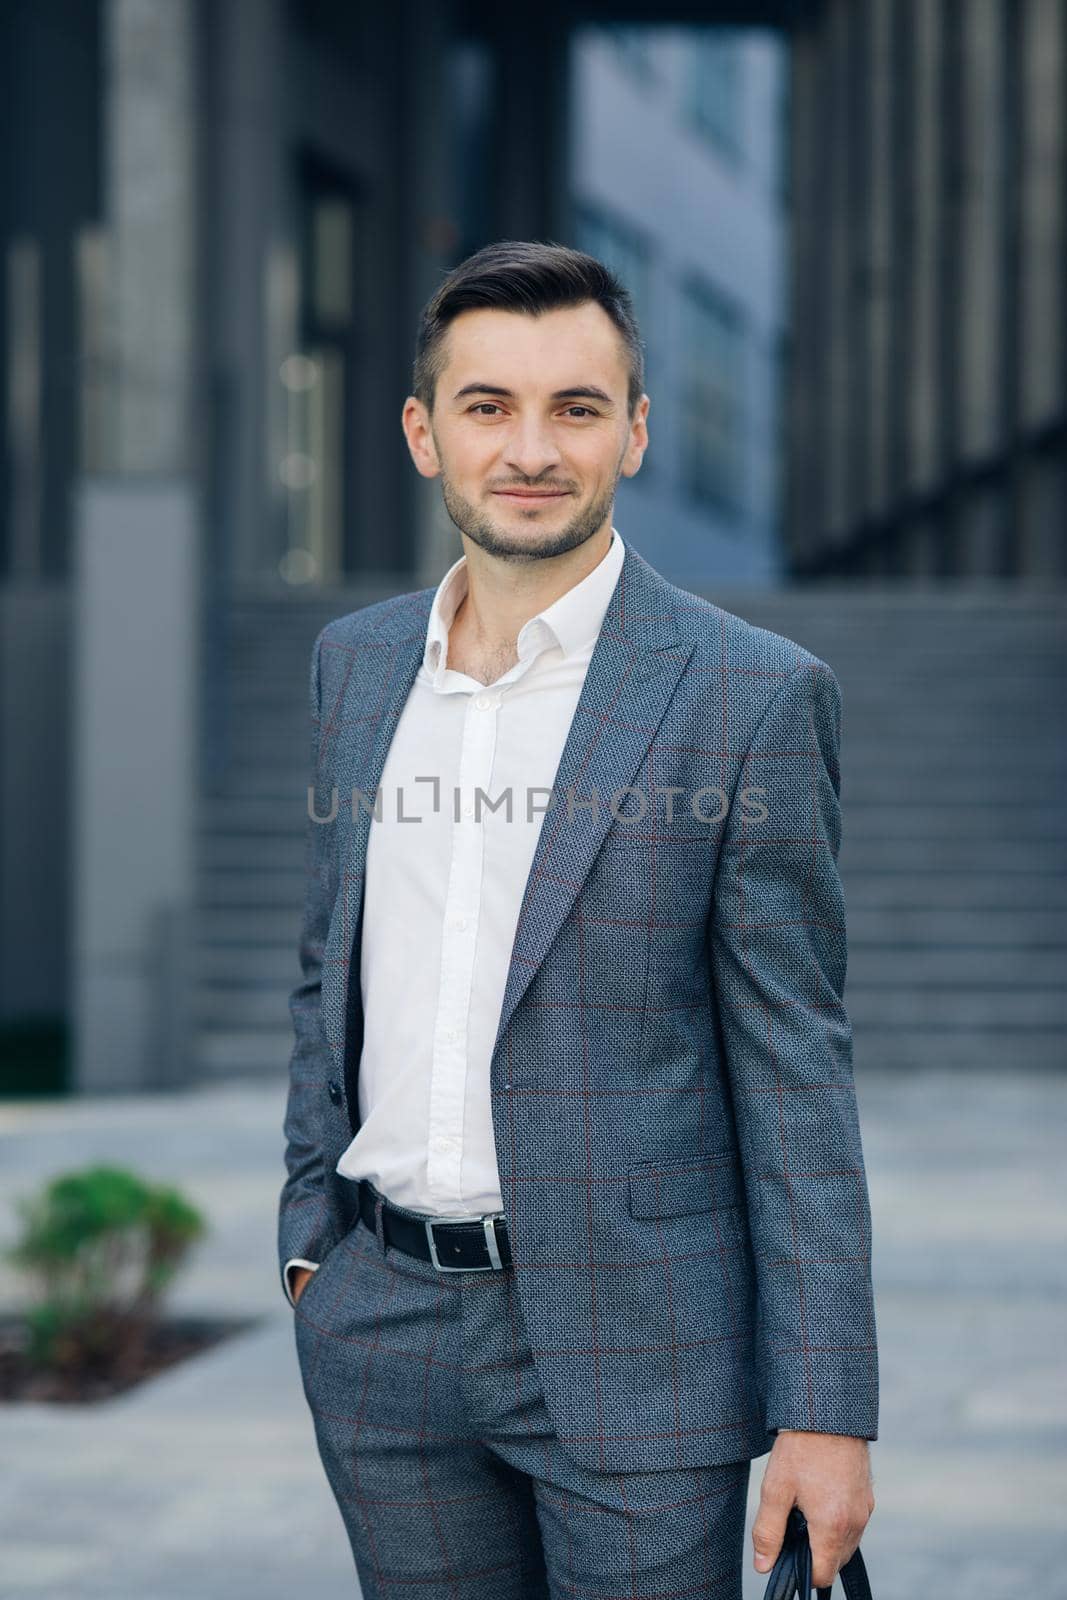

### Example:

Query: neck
xmin=453 ymin=527 xmax=613 ymax=655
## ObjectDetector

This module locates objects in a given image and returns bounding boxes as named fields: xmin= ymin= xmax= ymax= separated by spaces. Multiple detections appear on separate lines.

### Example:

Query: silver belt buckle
xmin=424 ymin=1212 xmax=506 ymax=1272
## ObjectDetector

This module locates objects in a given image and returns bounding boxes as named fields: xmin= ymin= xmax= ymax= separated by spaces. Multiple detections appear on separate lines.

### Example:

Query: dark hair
xmin=412 ymin=239 xmax=646 ymax=419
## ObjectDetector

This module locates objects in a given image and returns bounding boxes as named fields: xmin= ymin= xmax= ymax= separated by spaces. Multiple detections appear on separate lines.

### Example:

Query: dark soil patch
xmin=0 ymin=1314 xmax=260 ymax=1404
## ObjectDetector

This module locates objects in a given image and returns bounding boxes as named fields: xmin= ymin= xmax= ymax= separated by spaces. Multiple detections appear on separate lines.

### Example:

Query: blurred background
xmin=2 ymin=0 xmax=1066 ymax=1097
xmin=1 ymin=2 xmax=1065 ymax=1597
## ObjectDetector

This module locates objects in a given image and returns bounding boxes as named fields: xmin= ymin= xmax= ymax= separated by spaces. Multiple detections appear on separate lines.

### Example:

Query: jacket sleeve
xmin=276 ymin=625 xmax=341 ymax=1303
xmin=708 ymin=659 xmax=879 ymax=1440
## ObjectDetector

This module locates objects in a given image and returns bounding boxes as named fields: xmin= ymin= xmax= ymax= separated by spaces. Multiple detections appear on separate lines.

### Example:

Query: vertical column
xmin=1018 ymin=0 xmax=1067 ymax=577
xmin=485 ymin=8 xmax=574 ymax=245
xmin=886 ymin=0 xmax=915 ymax=571
xmin=937 ymin=0 xmax=964 ymax=574
xmin=72 ymin=0 xmax=199 ymax=1090
xmin=400 ymin=0 xmax=468 ymax=587
xmin=907 ymin=0 xmax=944 ymax=501
xmin=210 ymin=0 xmax=287 ymax=583
xmin=957 ymin=0 xmax=1005 ymax=463
xmin=957 ymin=0 xmax=1007 ymax=573
xmin=865 ymin=0 xmax=893 ymax=526
xmin=1019 ymin=0 xmax=1065 ymax=429
xmin=786 ymin=20 xmax=825 ymax=570
xmin=72 ymin=480 xmax=197 ymax=1090
xmin=999 ymin=0 xmax=1024 ymax=576
xmin=844 ymin=0 xmax=872 ymax=568
xmin=4 ymin=240 xmax=42 ymax=577
xmin=104 ymin=0 xmax=196 ymax=476
xmin=825 ymin=0 xmax=856 ymax=550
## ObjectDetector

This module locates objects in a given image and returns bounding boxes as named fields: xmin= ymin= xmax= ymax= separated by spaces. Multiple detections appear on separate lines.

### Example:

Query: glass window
xmin=573 ymin=201 xmax=653 ymax=404
xmin=774 ymin=43 xmax=791 ymax=205
xmin=312 ymin=197 xmax=353 ymax=327
xmin=280 ymin=152 xmax=361 ymax=583
xmin=679 ymin=277 xmax=746 ymax=516
xmin=601 ymin=25 xmax=656 ymax=85
xmin=683 ymin=32 xmax=744 ymax=163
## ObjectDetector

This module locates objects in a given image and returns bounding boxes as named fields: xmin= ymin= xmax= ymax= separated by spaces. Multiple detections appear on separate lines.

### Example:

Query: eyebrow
xmin=452 ymin=382 xmax=616 ymax=407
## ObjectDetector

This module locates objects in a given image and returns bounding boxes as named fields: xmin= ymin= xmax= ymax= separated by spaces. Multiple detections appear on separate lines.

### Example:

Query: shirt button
xmin=475 ymin=694 xmax=491 ymax=709
xmin=451 ymin=916 xmax=467 ymax=931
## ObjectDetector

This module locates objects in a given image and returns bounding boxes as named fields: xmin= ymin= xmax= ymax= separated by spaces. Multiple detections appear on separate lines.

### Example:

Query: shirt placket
xmin=426 ymin=683 xmax=504 ymax=1203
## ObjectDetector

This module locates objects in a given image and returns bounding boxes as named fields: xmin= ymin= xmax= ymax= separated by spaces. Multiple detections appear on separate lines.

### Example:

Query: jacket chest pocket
xmin=628 ymin=1150 xmax=742 ymax=1220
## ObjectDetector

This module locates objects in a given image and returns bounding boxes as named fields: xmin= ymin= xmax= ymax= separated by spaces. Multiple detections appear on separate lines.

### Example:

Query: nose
xmin=501 ymin=418 xmax=564 ymax=480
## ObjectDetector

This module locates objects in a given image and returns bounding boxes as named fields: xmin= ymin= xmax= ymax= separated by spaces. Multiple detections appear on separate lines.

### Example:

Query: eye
xmin=467 ymin=402 xmax=599 ymax=419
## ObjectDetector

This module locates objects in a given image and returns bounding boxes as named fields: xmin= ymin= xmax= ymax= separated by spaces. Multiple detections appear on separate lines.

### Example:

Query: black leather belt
xmin=357 ymin=1178 xmax=512 ymax=1272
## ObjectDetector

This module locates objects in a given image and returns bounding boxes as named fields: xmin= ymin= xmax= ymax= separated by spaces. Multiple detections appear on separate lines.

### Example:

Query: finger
xmin=811 ymin=1552 xmax=838 ymax=1589
xmin=752 ymin=1495 xmax=792 ymax=1573
xmin=808 ymin=1525 xmax=851 ymax=1590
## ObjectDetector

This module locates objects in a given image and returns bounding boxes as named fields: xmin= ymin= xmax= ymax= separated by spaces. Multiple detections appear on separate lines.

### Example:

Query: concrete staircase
xmin=192 ymin=582 xmax=1067 ymax=1080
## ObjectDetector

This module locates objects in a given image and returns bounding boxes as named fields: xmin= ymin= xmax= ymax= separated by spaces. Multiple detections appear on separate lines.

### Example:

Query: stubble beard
xmin=437 ymin=454 xmax=625 ymax=566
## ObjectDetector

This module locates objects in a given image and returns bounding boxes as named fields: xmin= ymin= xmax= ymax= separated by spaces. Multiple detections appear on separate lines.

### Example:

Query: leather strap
xmin=356 ymin=1179 xmax=513 ymax=1270
xmin=762 ymin=1506 xmax=872 ymax=1599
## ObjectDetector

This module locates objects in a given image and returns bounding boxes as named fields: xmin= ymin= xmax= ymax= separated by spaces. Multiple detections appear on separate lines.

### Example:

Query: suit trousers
xmin=293 ymin=1184 xmax=752 ymax=1598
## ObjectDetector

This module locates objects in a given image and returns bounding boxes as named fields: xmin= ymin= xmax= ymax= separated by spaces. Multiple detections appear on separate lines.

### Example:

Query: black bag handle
xmin=761 ymin=1505 xmax=872 ymax=1600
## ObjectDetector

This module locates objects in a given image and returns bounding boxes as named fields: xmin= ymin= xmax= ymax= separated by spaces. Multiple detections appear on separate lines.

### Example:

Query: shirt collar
xmin=423 ymin=527 xmax=625 ymax=680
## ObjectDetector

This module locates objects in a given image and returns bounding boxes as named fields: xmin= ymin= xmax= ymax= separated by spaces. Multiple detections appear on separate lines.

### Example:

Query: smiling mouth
xmin=492 ymin=490 xmax=570 ymax=502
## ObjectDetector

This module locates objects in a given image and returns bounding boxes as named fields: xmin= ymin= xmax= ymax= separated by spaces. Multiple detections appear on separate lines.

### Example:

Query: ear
xmin=620 ymin=394 xmax=650 ymax=480
xmin=402 ymin=396 xmax=441 ymax=480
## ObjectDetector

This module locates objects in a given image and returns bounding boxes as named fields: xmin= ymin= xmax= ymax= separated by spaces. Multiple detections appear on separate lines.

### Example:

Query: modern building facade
xmin=787 ymin=0 xmax=1067 ymax=577
xmin=2 ymin=0 xmax=1064 ymax=1097
xmin=571 ymin=24 xmax=789 ymax=585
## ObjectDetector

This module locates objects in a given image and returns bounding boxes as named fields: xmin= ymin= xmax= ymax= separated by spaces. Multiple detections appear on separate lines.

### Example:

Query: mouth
xmin=492 ymin=490 xmax=571 ymax=505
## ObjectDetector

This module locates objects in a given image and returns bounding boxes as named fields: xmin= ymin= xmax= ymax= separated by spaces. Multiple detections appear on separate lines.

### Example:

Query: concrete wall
xmin=70 ymin=480 xmax=197 ymax=1092
xmin=0 ymin=586 xmax=71 ymax=1022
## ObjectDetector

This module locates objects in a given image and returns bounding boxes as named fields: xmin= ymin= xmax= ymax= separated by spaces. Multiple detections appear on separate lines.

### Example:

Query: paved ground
xmin=1 ymin=1067 xmax=1064 ymax=1600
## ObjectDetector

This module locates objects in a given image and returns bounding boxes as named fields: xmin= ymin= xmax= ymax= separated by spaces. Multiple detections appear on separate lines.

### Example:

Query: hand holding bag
xmin=760 ymin=1505 xmax=872 ymax=1600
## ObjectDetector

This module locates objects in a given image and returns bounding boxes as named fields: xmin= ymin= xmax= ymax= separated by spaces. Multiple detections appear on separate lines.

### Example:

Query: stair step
xmin=195 ymin=987 xmax=294 ymax=1026
xmin=838 ymin=840 xmax=1067 ymax=871
xmin=196 ymin=1027 xmax=295 ymax=1077
xmin=852 ymin=1029 xmax=1067 ymax=1073
xmin=196 ymin=871 xmax=306 ymax=906
xmin=842 ymin=876 xmax=1067 ymax=910
xmin=190 ymin=589 xmax=1067 ymax=1081
xmin=846 ymin=947 xmax=1066 ymax=985
xmin=198 ymin=837 xmax=306 ymax=870
xmin=190 ymin=945 xmax=300 ymax=983
xmin=847 ymin=906 xmax=1067 ymax=938
xmin=843 ymin=805 xmax=1067 ymax=839
xmin=194 ymin=908 xmax=299 ymax=943
xmin=846 ymin=987 xmax=1067 ymax=1028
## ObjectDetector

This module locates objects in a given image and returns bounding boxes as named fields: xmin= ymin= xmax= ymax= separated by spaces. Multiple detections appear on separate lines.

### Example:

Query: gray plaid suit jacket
xmin=277 ymin=540 xmax=879 ymax=1474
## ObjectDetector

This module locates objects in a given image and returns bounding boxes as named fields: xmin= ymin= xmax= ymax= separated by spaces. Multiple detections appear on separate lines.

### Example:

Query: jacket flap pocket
xmin=629 ymin=1152 xmax=742 ymax=1219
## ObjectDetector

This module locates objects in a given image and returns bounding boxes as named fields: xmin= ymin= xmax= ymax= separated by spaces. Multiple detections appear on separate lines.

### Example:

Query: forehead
xmin=441 ymin=302 xmax=628 ymax=388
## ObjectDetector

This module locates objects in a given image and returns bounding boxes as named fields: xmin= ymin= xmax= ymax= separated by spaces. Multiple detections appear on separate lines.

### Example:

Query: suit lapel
xmin=488 ymin=545 xmax=692 ymax=1062
xmin=331 ymin=543 xmax=693 ymax=1084
xmin=324 ymin=593 xmax=429 ymax=1089
xmin=349 ymin=600 xmax=431 ymax=883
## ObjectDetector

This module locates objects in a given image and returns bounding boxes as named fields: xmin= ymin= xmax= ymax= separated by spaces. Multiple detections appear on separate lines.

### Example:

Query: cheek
xmin=440 ymin=455 xmax=488 ymax=496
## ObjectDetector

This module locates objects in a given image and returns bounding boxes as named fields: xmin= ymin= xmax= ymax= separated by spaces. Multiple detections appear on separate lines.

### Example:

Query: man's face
xmin=402 ymin=302 xmax=649 ymax=563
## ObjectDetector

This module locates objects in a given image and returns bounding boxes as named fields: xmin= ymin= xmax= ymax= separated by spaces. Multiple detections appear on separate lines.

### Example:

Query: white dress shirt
xmin=284 ymin=527 xmax=625 ymax=1303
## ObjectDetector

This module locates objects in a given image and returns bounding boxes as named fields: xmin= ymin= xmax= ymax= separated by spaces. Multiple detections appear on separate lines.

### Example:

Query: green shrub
xmin=5 ymin=1164 xmax=207 ymax=1373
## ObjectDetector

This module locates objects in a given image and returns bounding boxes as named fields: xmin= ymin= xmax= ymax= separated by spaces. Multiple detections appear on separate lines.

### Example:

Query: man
xmin=278 ymin=240 xmax=878 ymax=1597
